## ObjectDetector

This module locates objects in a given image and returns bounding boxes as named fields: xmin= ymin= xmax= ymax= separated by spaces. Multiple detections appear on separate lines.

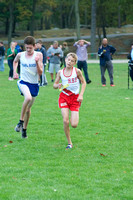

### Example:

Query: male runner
xmin=13 ymin=36 xmax=43 ymax=138
xmin=53 ymin=53 xmax=86 ymax=149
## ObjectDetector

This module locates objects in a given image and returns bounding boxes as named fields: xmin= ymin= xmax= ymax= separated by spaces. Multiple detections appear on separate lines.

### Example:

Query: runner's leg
xmin=18 ymin=83 xmax=33 ymax=121
xmin=23 ymin=97 xmax=35 ymax=129
xmin=70 ymin=111 xmax=79 ymax=128
xmin=61 ymin=108 xmax=72 ymax=145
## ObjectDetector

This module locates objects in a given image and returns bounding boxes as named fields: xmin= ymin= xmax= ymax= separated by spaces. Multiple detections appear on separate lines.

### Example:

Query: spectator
xmin=127 ymin=43 xmax=133 ymax=61
xmin=20 ymin=45 xmax=24 ymax=52
xmin=47 ymin=45 xmax=53 ymax=72
xmin=60 ymin=42 xmax=69 ymax=67
xmin=14 ymin=41 xmax=21 ymax=53
xmin=34 ymin=43 xmax=38 ymax=51
xmin=127 ymin=43 xmax=133 ymax=81
xmin=73 ymin=39 xmax=91 ymax=84
xmin=98 ymin=38 xmax=116 ymax=87
xmin=7 ymin=42 xmax=17 ymax=80
xmin=0 ymin=42 xmax=5 ymax=72
xmin=17 ymin=44 xmax=24 ymax=75
xmin=47 ymin=41 xmax=63 ymax=82
xmin=36 ymin=40 xmax=47 ymax=86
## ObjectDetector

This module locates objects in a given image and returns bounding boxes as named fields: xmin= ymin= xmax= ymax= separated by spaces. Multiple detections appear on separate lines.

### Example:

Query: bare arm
xmin=73 ymin=40 xmax=80 ymax=47
xmin=77 ymin=69 xmax=86 ymax=102
xmin=13 ymin=53 xmax=21 ymax=78
xmin=83 ymin=40 xmax=91 ymax=45
xmin=35 ymin=52 xmax=43 ymax=76
xmin=53 ymin=70 xmax=61 ymax=89
xmin=8 ymin=53 xmax=15 ymax=58
xmin=75 ymin=40 xmax=81 ymax=44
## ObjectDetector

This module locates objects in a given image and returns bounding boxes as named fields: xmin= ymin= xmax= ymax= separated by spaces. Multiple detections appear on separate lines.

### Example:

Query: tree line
xmin=0 ymin=0 xmax=132 ymax=49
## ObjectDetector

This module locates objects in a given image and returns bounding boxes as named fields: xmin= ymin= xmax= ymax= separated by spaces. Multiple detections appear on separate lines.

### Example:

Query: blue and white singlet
xmin=20 ymin=51 xmax=38 ymax=84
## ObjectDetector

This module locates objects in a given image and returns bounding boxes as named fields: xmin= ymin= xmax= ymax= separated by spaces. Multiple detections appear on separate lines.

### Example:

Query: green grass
xmin=0 ymin=63 xmax=132 ymax=200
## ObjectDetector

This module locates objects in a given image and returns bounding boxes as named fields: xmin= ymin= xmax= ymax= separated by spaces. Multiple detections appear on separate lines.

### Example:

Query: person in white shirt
xmin=13 ymin=36 xmax=43 ymax=138
xmin=53 ymin=53 xmax=86 ymax=149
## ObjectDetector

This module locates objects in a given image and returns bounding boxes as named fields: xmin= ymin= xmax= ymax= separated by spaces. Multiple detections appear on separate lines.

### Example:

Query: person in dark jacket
xmin=98 ymin=38 xmax=116 ymax=86
xmin=127 ymin=43 xmax=133 ymax=61
xmin=0 ymin=42 xmax=5 ymax=72
xmin=36 ymin=40 xmax=47 ymax=86
xmin=127 ymin=43 xmax=133 ymax=81
xmin=60 ymin=42 xmax=69 ymax=67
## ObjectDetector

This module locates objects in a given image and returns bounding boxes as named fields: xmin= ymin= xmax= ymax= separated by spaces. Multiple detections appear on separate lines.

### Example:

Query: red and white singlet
xmin=60 ymin=67 xmax=80 ymax=95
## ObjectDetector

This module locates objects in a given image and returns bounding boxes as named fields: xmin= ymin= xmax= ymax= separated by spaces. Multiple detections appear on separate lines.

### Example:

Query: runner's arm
xmin=13 ymin=53 xmax=21 ymax=78
xmin=35 ymin=52 xmax=43 ymax=75
xmin=77 ymin=69 xmax=86 ymax=102
xmin=53 ymin=70 xmax=62 ymax=89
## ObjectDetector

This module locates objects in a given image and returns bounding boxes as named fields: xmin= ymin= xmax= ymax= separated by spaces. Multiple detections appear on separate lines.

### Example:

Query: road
xmin=87 ymin=59 xmax=128 ymax=63
xmin=3 ymin=33 xmax=133 ymax=44
xmin=4 ymin=59 xmax=128 ymax=64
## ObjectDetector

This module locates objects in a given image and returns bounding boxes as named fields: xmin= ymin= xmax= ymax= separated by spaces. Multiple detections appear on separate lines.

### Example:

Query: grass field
xmin=0 ymin=63 xmax=132 ymax=200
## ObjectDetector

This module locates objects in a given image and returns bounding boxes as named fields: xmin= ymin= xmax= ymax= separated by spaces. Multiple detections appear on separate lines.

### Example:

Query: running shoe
xmin=87 ymin=80 xmax=92 ymax=84
xmin=15 ymin=122 xmax=23 ymax=132
xmin=22 ymin=129 xmax=28 ymax=138
xmin=66 ymin=144 xmax=73 ymax=150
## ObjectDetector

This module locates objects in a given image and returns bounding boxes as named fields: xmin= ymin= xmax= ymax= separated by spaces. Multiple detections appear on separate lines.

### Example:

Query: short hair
xmin=0 ymin=41 xmax=3 ymax=44
xmin=66 ymin=52 xmax=77 ymax=63
xmin=37 ymin=39 xmax=42 ymax=44
xmin=63 ymin=42 xmax=67 ymax=46
xmin=53 ymin=40 xmax=58 ymax=45
xmin=24 ymin=36 xmax=35 ymax=46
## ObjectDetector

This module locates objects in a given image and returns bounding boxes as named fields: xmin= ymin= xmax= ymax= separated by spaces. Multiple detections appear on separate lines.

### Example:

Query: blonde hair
xmin=10 ymin=42 xmax=15 ymax=48
xmin=10 ymin=42 xmax=16 ymax=51
xmin=66 ymin=52 xmax=77 ymax=63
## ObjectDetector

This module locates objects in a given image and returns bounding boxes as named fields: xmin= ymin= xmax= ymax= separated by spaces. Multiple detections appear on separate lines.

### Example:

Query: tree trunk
xmin=12 ymin=18 xmax=16 ymax=33
xmin=8 ymin=1 xmax=14 ymax=47
xmin=118 ymin=5 xmax=121 ymax=28
xmin=68 ymin=4 xmax=74 ymax=28
xmin=30 ymin=0 xmax=37 ymax=36
xmin=45 ymin=17 xmax=51 ymax=30
xmin=84 ymin=7 xmax=87 ymax=26
xmin=91 ymin=0 xmax=96 ymax=56
xmin=40 ymin=16 xmax=43 ymax=30
xmin=75 ymin=0 xmax=80 ymax=40
xmin=97 ymin=27 xmax=102 ymax=46
xmin=60 ymin=3 xmax=63 ymax=28
xmin=102 ymin=22 xmax=106 ymax=38
xmin=5 ymin=18 xmax=9 ymax=35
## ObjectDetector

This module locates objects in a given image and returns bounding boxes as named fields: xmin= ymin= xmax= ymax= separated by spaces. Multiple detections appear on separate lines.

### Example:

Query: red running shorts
xmin=58 ymin=92 xmax=81 ymax=111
